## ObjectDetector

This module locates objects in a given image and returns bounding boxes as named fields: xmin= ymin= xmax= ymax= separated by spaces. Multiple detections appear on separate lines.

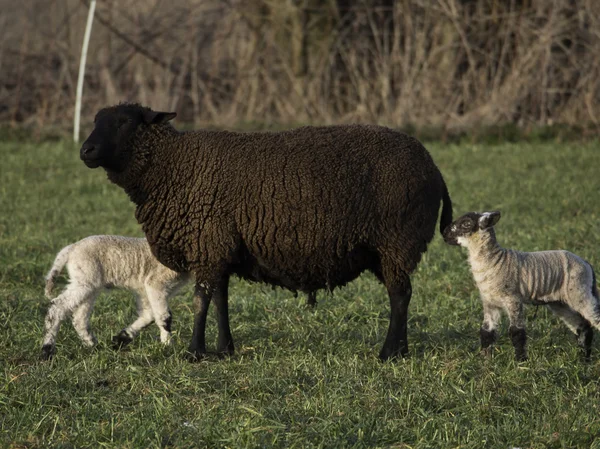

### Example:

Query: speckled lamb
xmin=42 ymin=236 xmax=190 ymax=359
xmin=444 ymin=211 xmax=599 ymax=361
xmin=79 ymin=103 xmax=453 ymax=361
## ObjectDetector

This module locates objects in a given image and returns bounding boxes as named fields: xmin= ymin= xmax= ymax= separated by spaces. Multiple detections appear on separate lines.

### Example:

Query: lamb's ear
xmin=143 ymin=110 xmax=177 ymax=125
xmin=479 ymin=211 xmax=501 ymax=229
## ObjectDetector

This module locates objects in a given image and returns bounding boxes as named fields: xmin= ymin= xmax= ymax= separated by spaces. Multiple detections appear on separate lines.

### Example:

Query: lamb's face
xmin=443 ymin=211 xmax=501 ymax=246
xmin=80 ymin=104 xmax=176 ymax=172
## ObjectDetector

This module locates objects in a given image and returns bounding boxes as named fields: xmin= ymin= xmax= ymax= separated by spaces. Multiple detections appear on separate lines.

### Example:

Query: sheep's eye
xmin=461 ymin=221 xmax=471 ymax=229
xmin=117 ymin=118 xmax=130 ymax=129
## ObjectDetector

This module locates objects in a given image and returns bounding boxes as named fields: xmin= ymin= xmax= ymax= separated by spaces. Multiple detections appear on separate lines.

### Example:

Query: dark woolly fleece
xmin=94 ymin=104 xmax=452 ymax=295
xmin=82 ymin=103 xmax=453 ymax=359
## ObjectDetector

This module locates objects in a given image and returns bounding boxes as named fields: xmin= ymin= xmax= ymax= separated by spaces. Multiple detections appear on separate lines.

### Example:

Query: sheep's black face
xmin=443 ymin=211 xmax=501 ymax=246
xmin=80 ymin=103 xmax=176 ymax=172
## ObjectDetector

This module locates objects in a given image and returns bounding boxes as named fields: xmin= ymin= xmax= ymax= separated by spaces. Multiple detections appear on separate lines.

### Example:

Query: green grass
xmin=1 ymin=137 xmax=599 ymax=448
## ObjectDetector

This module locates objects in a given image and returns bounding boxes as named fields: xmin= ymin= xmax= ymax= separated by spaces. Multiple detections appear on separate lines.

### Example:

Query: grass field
xmin=1 ymin=136 xmax=599 ymax=448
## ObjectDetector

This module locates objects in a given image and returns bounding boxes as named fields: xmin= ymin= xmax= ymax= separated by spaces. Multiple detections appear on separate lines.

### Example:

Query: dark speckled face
xmin=80 ymin=104 xmax=176 ymax=172
xmin=443 ymin=211 xmax=501 ymax=246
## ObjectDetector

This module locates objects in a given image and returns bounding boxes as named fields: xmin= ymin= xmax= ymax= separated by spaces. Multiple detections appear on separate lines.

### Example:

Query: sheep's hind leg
xmin=112 ymin=292 xmax=155 ymax=349
xmin=379 ymin=271 xmax=412 ymax=361
xmin=547 ymin=303 xmax=593 ymax=360
xmin=480 ymin=302 xmax=502 ymax=357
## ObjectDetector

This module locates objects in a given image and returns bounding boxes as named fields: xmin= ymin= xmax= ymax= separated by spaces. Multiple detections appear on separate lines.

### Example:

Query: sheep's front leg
xmin=480 ymin=302 xmax=502 ymax=357
xmin=505 ymin=299 xmax=527 ymax=361
xmin=187 ymin=277 xmax=233 ymax=360
xmin=212 ymin=276 xmax=234 ymax=356
xmin=187 ymin=282 xmax=212 ymax=361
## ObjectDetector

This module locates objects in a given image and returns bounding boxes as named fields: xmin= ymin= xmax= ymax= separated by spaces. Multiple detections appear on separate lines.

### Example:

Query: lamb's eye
xmin=461 ymin=222 xmax=471 ymax=229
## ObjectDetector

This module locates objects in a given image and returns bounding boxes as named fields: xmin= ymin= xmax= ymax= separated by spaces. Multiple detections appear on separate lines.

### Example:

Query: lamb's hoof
xmin=111 ymin=331 xmax=133 ymax=350
xmin=185 ymin=349 xmax=207 ymax=362
xmin=576 ymin=327 xmax=593 ymax=362
xmin=41 ymin=344 xmax=56 ymax=361
xmin=581 ymin=348 xmax=592 ymax=363
xmin=480 ymin=347 xmax=493 ymax=358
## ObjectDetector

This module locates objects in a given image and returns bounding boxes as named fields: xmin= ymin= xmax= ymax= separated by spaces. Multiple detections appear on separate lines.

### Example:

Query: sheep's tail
xmin=45 ymin=244 xmax=73 ymax=299
xmin=439 ymin=178 xmax=453 ymax=236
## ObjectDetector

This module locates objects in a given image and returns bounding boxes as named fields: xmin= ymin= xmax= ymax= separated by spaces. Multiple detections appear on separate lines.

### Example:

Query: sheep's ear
xmin=479 ymin=211 xmax=501 ymax=229
xmin=143 ymin=110 xmax=177 ymax=125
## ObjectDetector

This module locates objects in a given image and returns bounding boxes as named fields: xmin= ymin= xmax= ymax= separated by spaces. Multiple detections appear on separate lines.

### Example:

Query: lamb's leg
xmin=568 ymin=292 xmax=600 ymax=328
xmin=71 ymin=296 xmax=98 ymax=347
xmin=379 ymin=271 xmax=411 ymax=361
xmin=144 ymin=285 xmax=173 ymax=345
xmin=112 ymin=292 xmax=155 ymax=349
xmin=42 ymin=284 xmax=96 ymax=359
xmin=187 ymin=282 xmax=211 ymax=361
xmin=212 ymin=276 xmax=234 ymax=356
xmin=560 ymin=290 xmax=600 ymax=360
xmin=480 ymin=302 xmax=502 ymax=357
xmin=505 ymin=300 xmax=527 ymax=361
xmin=547 ymin=303 xmax=593 ymax=360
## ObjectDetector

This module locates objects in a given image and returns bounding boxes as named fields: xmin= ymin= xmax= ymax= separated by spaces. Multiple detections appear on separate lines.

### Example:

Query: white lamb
xmin=42 ymin=235 xmax=190 ymax=360
xmin=443 ymin=211 xmax=599 ymax=361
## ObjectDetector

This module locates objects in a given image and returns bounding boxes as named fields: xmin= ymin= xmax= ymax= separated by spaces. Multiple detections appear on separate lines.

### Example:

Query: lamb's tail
xmin=439 ymin=178 xmax=453 ymax=236
xmin=590 ymin=262 xmax=598 ymax=300
xmin=45 ymin=244 xmax=73 ymax=299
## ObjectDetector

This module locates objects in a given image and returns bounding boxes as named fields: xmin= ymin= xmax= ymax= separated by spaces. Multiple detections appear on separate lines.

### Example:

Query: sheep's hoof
xmin=306 ymin=292 xmax=317 ymax=308
xmin=216 ymin=347 xmax=235 ymax=359
xmin=111 ymin=331 xmax=133 ymax=350
xmin=40 ymin=344 xmax=56 ymax=361
xmin=514 ymin=351 xmax=528 ymax=362
xmin=378 ymin=345 xmax=408 ymax=361
xmin=215 ymin=339 xmax=235 ymax=358
xmin=185 ymin=350 xmax=208 ymax=362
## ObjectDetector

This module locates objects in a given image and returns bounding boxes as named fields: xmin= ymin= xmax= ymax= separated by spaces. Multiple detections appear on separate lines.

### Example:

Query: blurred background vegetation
xmin=1 ymin=0 xmax=599 ymax=139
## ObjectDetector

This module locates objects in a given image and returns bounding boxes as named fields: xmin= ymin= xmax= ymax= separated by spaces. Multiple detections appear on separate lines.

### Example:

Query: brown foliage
xmin=1 ymin=0 xmax=599 ymax=131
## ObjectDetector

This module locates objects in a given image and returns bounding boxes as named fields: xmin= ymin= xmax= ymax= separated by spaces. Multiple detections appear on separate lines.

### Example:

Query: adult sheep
xmin=80 ymin=103 xmax=453 ymax=361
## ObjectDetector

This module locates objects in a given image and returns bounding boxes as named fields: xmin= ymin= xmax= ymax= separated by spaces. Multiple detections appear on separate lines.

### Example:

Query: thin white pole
xmin=74 ymin=0 xmax=97 ymax=143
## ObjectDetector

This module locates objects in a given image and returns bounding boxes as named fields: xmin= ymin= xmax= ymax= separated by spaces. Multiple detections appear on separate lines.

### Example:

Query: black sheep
xmin=80 ymin=103 xmax=453 ymax=360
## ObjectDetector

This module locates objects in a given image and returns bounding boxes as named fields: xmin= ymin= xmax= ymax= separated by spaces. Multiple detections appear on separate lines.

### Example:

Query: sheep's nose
xmin=80 ymin=142 xmax=96 ymax=156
